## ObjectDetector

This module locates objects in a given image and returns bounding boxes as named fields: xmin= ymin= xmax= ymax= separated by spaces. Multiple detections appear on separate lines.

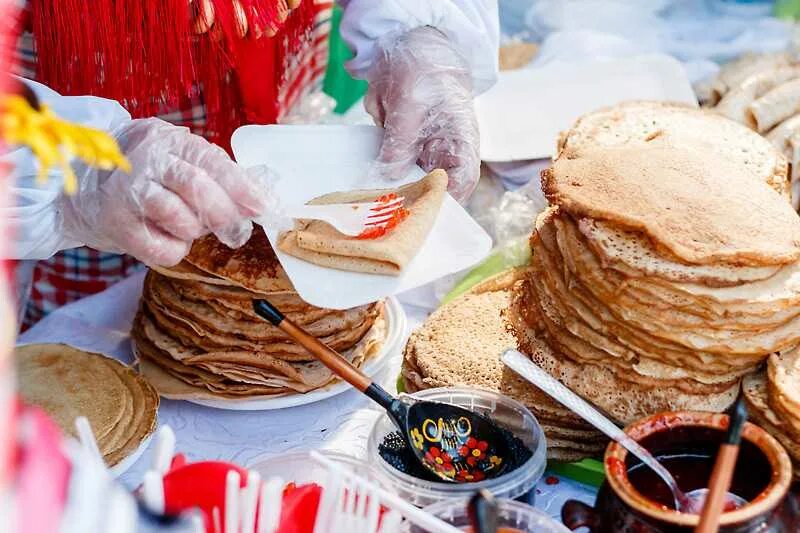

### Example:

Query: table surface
xmin=18 ymin=270 xmax=597 ymax=522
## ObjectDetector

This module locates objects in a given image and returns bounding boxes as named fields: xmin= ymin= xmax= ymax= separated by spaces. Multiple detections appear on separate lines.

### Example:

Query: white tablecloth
xmin=18 ymin=271 xmax=596 ymax=520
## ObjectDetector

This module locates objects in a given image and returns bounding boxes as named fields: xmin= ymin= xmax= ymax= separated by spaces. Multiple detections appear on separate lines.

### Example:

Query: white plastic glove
xmin=365 ymin=26 xmax=480 ymax=204
xmin=60 ymin=118 xmax=273 ymax=266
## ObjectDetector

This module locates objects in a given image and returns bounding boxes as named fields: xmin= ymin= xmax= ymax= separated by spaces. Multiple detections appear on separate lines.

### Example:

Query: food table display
xmin=9 ymin=10 xmax=800 ymax=523
xmin=14 ymin=88 xmax=800 ymax=530
xmin=16 ymin=269 xmax=597 ymax=515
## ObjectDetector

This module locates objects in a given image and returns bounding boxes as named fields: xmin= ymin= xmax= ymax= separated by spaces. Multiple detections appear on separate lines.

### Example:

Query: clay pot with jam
xmin=561 ymin=411 xmax=799 ymax=532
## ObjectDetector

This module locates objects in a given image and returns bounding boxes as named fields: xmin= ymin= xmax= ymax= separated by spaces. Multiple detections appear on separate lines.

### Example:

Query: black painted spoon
xmin=253 ymin=299 xmax=509 ymax=484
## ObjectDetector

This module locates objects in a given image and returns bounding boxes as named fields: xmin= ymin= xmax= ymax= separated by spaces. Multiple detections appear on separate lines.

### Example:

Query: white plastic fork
xmin=310 ymin=452 xmax=462 ymax=533
xmin=284 ymin=196 xmax=406 ymax=237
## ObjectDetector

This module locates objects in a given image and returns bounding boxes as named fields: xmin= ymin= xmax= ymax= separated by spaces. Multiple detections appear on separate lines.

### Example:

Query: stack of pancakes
xmin=511 ymin=109 xmax=800 ymax=432
xmin=17 ymin=343 xmax=158 ymax=466
xmin=132 ymin=228 xmax=386 ymax=399
xmin=402 ymin=269 xmax=608 ymax=461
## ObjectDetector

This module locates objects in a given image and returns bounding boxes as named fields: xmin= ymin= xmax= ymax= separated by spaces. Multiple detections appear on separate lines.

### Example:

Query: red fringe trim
xmin=30 ymin=0 xmax=318 ymax=151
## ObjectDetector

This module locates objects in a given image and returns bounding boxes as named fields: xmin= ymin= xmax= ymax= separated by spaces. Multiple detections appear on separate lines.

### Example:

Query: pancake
xmin=543 ymin=145 xmax=800 ymax=266
xmin=577 ymin=218 xmax=781 ymax=286
xmin=143 ymin=295 xmax=377 ymax=361
xmin=16 ymin=343 xmax=158 ymax=466
xmin=146 ymin=272 xmax=373 ymax=344
xmin=278 ymin=170 xmax=448 ymax=275
xmin=512 ymin=315 xmax=739 ymax=425
xmin=135 ymin=307 xmax=387 ymax=400
xmin=402 ymin=267 xmax=603 ymax=440
xmin=184 ymin=226 xmax=294 ymax=293
xmin=100 ymin=357 xmax=159 ymax=466
xmin=766 ymin=346 xmax=800 ymax=439
xmin=136 ymin=307 xmax=378 ymax=392
xmin=16 ymin=344 xmax=128 ymax=442
xmin=149 ymin=260 xmax=238 ymax=287
xmin=743 ymin=371 xmax=800 ymax=480
xmin=557 ymin=100 xmax=789 ymax=198
xmin=535 ymin=217 xmax=762 ymax=374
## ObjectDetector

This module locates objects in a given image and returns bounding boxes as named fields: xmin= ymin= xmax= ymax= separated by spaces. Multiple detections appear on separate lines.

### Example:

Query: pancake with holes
xmin=401 ymin=268 xmax=607 ymax=461
xmin=557 ymin=100 xmax=790 ymax=199
xmin=509 ymin=110 xmax=800 ymax=453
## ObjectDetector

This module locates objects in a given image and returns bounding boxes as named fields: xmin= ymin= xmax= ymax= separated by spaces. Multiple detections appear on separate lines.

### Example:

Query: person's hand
xmin=364 ymin=26 xmax=480 ymax=204
xmin=60 ymin=118 xmax=272 ymax=266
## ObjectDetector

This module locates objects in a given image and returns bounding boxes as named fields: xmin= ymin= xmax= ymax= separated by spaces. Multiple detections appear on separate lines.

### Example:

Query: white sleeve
xmin=1 ymin=79 xmax=132 ymax=260
xmin=339 ymin=0 xmax=499 ymax=94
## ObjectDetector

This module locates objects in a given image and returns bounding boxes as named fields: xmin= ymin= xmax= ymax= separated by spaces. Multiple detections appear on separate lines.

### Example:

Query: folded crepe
xmin=278 ymin=170 xmax=448 ymax=275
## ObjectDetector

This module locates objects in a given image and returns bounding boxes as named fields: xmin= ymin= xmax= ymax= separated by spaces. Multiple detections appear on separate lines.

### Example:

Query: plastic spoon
xmin=501 ymin=349 xmax=746 ymax=513
xmin=253 ymin=299 xmax=510 ymax=484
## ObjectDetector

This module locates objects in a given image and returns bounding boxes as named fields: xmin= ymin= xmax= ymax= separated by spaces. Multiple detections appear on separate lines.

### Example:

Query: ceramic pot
xmin=561 ymin=411 xmax=798 ymax=532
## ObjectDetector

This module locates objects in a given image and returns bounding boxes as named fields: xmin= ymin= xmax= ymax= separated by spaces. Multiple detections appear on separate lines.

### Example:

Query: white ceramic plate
xmin=184 ymin=297 xmax=406 ymax=411
xmin=231 ymin=125 xmax=493 ymax=310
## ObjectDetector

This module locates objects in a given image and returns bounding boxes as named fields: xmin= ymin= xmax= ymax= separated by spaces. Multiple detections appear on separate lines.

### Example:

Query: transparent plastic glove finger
xmin=244 ymin=164 xmax=291 ymax=233
xmin=419 ymin=136 xmax=480 ymax=203
xmin=171 ymin=133 xmax=271 ymax=217
xmin=364 ymin=27 xmax=480 ymax=202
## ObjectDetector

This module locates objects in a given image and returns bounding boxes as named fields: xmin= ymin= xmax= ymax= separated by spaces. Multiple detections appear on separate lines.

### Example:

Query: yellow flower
xmin=1 ymin=94 xmax=130 ymax=194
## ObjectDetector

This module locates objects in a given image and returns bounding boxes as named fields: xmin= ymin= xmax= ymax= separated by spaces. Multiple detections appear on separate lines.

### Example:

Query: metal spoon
xmin=253 ymin=299 xmax=510 ymax=484
xmin=501 ymin=349 xmax=746 ymax=513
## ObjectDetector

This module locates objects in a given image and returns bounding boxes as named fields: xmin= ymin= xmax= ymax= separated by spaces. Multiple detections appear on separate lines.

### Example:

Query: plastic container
xmin=249 ymin=450 xmax=377 ymax=485
xmin=413 ymin=498 xmax=571 ymax=533
xmin=367 ymin=387 xmax=547 ymax=507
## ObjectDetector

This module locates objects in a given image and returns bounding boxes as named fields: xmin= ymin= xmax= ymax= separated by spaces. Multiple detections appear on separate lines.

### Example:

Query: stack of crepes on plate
xmin=132 ymin=227 xmax=387 ymax=400
xmin=402 ymin=269 xmax=608 ymax=462
xmin=16 ymin=344 xmax=158 ymax=466
xmin=509 ymin=101 xmax=800 ymax=450
xmin=696 ymin=51 xmax=800 ymax=209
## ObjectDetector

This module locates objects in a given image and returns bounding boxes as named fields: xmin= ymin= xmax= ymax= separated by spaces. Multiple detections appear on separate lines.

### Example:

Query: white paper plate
xmin=476 ymin=54 xmax=698 ymax=162
xmin=185 ymin=297 xmax=406 ymax=411
xmin=231 ymin=125 xmax=493 ymax=310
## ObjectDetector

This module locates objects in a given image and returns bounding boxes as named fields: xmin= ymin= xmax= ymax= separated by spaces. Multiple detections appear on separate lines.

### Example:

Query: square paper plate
xmin=231 ymin=125 xmax=493 ymax=310
xmin=476 ymin=54 xmax=698 ymax=162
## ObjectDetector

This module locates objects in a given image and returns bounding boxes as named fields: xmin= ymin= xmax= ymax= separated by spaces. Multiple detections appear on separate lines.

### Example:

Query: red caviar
xmin=356 ymin=193 xmax=410 ymax=240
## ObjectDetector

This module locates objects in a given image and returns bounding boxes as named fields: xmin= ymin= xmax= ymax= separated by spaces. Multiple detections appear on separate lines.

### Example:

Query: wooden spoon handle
xmin=252 ymin=299 xmax=372 ymax=392
xmin=695 ymin=444 xmax=739 ymax=533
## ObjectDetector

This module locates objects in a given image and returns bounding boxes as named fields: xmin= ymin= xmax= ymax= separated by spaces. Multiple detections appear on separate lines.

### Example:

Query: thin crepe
xmin=278 ymin=170 xmax=448 ymax=275
xmin=543 ymin=145 xmax=800 ymax=266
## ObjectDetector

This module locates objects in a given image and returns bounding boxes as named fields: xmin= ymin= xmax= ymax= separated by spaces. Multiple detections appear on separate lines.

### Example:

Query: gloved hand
xmin=60 ymin=118 xmax=273 ymax=266
xmin=364 ymin=26 xmax=480 ymax=204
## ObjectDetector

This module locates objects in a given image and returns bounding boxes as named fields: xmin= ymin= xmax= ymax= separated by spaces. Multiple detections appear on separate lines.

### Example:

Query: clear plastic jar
xmin=414 ymin=498 xmax=570 ymax=533
xmin=249 ymin=450 xmax=377 ymax=485
xmin=367 ymin=387 xmax=547 ymax=508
